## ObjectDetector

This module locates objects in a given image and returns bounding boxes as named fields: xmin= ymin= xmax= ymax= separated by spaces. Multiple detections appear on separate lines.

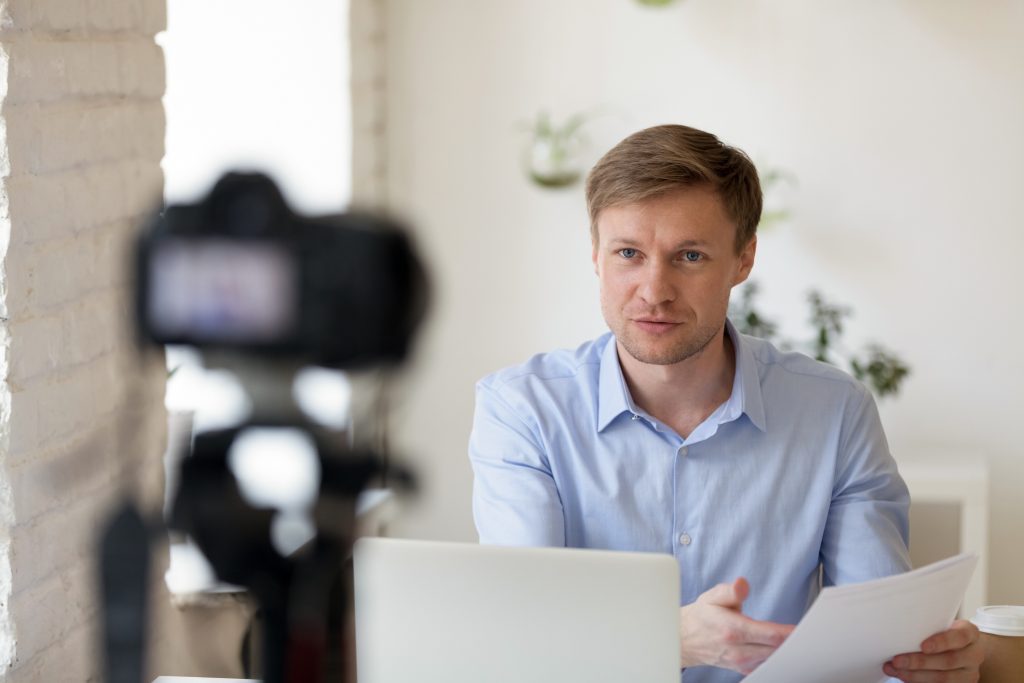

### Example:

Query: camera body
xmin=135 ymin=172 xmax=427 ymax=368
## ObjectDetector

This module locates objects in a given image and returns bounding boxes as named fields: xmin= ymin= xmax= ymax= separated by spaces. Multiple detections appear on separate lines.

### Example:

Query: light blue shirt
xmin=469 ymin=322 xmax=911 ymax=683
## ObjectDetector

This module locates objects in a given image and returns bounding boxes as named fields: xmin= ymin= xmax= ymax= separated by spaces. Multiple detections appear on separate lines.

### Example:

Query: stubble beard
xmin=615 ymin=318 xmax=723 ymax=366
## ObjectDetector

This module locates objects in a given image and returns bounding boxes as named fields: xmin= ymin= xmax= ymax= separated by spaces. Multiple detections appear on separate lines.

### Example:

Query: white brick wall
xmin=0 ymin=0 xmax=169 ymax=680
xmin=350 ymin=0 xmax=389 ymax=208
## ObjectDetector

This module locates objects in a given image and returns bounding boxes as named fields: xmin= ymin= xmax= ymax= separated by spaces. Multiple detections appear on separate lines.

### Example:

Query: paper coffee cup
xmin=973 ymin=605 xmax=1024 ymax=637
xmin=971 ymin=605 xmax=1024 ymax=683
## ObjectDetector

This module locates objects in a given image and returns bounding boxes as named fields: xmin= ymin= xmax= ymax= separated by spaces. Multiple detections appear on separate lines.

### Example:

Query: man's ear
xmin=592 ymin=242 xmax=599 ymax=275
xmin=732 ymin=235 xmax=757 ymax=286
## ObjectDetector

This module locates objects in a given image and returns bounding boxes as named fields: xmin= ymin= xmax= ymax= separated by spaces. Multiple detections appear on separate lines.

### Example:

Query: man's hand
xmin=679 ymin=577 xmax=795 ymax=674
xmin=882 ymin=620 xmax=984 ymax=682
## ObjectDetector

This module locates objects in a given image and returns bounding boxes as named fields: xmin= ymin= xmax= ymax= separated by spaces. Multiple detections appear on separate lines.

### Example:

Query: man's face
xmin=592 ymin=186 xmax=756 ymax=366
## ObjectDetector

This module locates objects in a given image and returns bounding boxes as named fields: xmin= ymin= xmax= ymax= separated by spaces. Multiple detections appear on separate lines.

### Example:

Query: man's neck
xmin=617 ymin=327 xmax=737 ymax=439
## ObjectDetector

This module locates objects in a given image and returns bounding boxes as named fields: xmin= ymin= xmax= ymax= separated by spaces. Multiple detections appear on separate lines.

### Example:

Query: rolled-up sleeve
xmin=469 ymin=381 xmax=566 ymax=547
xmin=821 ymin=384 xmax=912 ymax=586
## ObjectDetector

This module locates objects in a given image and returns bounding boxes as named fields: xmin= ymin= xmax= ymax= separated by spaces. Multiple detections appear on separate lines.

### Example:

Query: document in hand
xmin=744 ymin=553 xmax=978 ymax=683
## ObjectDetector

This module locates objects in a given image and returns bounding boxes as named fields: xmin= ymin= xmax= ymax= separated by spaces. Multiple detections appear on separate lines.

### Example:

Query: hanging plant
xmin=522 ymin=111 xmax=590 ymax=189
xmin=758 ymin=167 xmax=798 ymax=230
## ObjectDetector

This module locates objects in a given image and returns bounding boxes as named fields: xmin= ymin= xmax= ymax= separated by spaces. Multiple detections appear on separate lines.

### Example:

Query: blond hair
xmin=585 ymin=124 xmax=762 ymax=253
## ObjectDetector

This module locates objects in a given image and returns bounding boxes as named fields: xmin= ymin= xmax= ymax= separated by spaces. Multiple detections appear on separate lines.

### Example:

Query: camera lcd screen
xmin=147 ymin=238 xmax=297 ymax=344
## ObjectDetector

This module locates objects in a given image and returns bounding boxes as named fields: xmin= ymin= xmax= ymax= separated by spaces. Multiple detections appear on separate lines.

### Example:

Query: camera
xmin=102 ymin=172 xmax=428 ymax=683
xmin=135 ymin=172 xmax=427 ymax=368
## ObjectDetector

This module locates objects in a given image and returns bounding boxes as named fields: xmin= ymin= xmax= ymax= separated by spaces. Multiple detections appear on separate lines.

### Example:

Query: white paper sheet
xmin=744 ymin=553 xmax=978 ymax=683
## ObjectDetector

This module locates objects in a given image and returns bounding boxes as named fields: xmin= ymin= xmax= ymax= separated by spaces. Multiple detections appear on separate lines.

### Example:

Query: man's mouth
xmin=632 ymin=319 xmax=681 ymax=334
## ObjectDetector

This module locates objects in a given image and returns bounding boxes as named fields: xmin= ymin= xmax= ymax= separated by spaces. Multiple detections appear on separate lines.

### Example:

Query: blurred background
xmin=160 ymin=0 xmax=1022 ymax=618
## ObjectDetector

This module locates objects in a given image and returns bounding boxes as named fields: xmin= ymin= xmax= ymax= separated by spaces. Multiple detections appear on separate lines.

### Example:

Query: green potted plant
xmin=523 ymin=111 xmax=590 ymax=189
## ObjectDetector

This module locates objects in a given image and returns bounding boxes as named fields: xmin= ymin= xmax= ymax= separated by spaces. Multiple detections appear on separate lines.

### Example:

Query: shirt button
xmin=678 ymin=532 xmax=692 ymax=546
xmin=678 ymin=446 xmax=688 ymax=457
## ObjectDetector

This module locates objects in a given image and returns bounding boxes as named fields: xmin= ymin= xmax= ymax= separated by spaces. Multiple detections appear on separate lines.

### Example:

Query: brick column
xmin=350 ymin=0 xmax=389 ymax=208
xmin=0 ymin=0 xmax=169 ymax=679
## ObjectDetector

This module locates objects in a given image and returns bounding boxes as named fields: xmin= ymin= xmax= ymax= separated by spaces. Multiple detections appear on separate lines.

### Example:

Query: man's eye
xmin=683 ymin=251 xmax=702 ymax=262
xmin=618 ymin=248 xmax=638 ymax=259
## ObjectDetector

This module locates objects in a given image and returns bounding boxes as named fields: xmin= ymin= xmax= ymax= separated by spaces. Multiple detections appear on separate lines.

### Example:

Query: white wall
xmin=161 ymin=0 xmax=351 ymax=213
xmin=382 ymin=0 xmax=1024 ymax=606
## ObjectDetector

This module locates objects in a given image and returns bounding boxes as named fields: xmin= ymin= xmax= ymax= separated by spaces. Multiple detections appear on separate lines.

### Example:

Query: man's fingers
xmin=882 ymin=662 xmax=979 ymax=683
xmin=732 ymin=577 xmax=750 ymax=604
xmin=737 ymin=615 xmax=795 ymax=647
xmin=887 ymin=651 xmax=968 ymax=672
xmin=883 ymin=620 xmax=984 ymax=682
xmin=680 ymin=586 xmax=794 ymax=673
xmin=884 ymin=645 xmax=984 ymax=676
xmin=697 ymin=577 xmax=750 ymax=608
xmin=919 ymin=620 xmax=978 ymax=654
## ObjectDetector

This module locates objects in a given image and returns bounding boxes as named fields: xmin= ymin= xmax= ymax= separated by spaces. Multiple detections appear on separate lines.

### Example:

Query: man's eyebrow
xmin=605 ymin=238 xmax=711 ymax=249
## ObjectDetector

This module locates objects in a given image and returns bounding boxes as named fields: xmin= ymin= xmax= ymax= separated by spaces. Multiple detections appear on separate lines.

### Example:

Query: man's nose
xmin=637 ymin=262 xmax=676 ymax=305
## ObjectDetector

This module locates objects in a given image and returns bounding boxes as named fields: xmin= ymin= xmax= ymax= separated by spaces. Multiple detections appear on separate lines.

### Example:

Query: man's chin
xmin=618 ymin=338 xmax=691 ymax=366
xmin=616 ymin=327 xmax=720 ymax=366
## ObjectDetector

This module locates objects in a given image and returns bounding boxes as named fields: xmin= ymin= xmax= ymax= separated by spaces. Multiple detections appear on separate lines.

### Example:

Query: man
xmin=469 ymin=125 xmax=983 ymax=682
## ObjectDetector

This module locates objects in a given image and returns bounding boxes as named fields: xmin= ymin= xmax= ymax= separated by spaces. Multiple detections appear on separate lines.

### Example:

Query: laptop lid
xmin=353 ymin=538 xmax=680 ymax=683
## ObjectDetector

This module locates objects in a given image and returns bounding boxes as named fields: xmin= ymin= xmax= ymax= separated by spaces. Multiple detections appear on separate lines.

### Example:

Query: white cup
xmin=971 ymin=605 xmax=1024 ymax=683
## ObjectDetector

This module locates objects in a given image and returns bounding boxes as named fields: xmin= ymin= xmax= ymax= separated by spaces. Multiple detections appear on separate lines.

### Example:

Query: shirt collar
xmin=597 ymin=334 xmax=639 ymax=432
xmin=596 ymin=320 xmax=767 ymax=433
xmin=722 ymin=318 xmax=767 ymax=432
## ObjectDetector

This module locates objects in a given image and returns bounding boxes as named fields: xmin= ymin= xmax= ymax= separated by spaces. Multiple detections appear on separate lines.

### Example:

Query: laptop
xmin=353 ymin=538 xmax=681 ymax=683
